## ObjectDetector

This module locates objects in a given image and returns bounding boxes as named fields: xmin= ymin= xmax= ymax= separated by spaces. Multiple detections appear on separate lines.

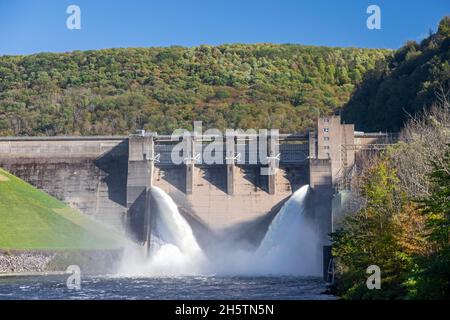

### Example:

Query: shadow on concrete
xmin=197 ymin=165 xmax=228 ymax=194
xmin=282 ymin=165 xmax=309 ymax=194
xmin=178 ymin=206 xmax=216 ymax=254
xmin=237 ymin=165 xmax=269 ymax=193
xmin=217 ymin=195 xmax=290 ymax=249
xmin=304 ymin=185 xmax=333 ymax=245
xmin=155 ymin=165 xmax=186 ymax=194
xmin=126 ymin=189 xmax=147 ymax=243
xmin=94 ymin=140 xmax=128 ymax=207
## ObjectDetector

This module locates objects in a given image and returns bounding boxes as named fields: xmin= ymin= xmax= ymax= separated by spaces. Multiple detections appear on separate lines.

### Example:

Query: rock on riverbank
xmin=0 ymin=252 xmax=55 ymax=273
xmin=0 ymin=250 xmax=123 ymax=275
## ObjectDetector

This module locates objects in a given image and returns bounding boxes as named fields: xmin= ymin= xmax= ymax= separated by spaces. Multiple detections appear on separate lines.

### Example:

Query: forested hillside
xmin=343 ymin=17 xmax=450 ymax=132
xmin=0 ymin=44 xmax=388 ymax=135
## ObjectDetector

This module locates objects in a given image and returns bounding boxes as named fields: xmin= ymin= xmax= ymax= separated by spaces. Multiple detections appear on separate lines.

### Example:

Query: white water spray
xmin=118 ymin=185 xmax=321 ymax=277
xmin=253 ymin=185 xmax=321 ymax=275
xmin=118 ymin=187 xmax=207 ymax=276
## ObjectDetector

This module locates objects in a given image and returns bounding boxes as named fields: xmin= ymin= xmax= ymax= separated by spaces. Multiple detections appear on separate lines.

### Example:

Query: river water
xmin=0 ymin=275 xmax=335 ymax=300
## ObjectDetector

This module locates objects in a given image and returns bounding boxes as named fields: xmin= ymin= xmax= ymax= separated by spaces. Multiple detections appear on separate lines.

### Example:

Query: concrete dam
xmin=0 ymin=116 xmax=393 ymax=275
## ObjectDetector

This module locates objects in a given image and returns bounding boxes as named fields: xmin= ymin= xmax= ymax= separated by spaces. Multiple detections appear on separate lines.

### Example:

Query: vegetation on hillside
xmin=0 ymin=18 xmax=448 ymax=135
xmin=0 ymin=44 xmax=388 ymax=135
xmin=334 ymin=19 xmax=450 ymax=299
xmin=332 ymin=97 xmax=450 ymax=299
xmin=343 ymin=16 xmax=450 ymax=132
xmin=0 ymin=168 xmax=123 ymax=250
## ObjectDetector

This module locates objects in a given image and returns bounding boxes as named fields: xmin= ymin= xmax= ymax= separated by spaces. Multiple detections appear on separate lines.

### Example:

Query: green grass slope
xmin=0 ymin=168 xmax=123 ymax=250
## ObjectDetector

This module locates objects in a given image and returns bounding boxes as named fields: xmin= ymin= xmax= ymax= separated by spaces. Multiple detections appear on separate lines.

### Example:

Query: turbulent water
xmin=0 ymin=185 xmax=333 ymax=300
xmin=0 ymin=275 xmax=335 ymax=300
xmin=118 ymin=185 xmax=321 ymax=277
xmin=118 ymin=187 xmax=207 ymax=276
xmin=254 ymin=185 xmax=320 ymax=275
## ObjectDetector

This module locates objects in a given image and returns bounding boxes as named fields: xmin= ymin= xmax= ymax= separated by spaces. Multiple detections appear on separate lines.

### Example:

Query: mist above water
xmin=254 ymin=185 xmax=321 ymax=275
xmin=118 ymin=187 xmax=206 ymax=276
xmin=118 ymin=185 xmax=321 ymax=277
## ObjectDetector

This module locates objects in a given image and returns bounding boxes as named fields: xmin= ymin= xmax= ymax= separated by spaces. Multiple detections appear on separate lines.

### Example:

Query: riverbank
xmin=0 ymin=249 xmax=123 ymax=275
xmin=0 ymin=271 xmax=67 ymax=277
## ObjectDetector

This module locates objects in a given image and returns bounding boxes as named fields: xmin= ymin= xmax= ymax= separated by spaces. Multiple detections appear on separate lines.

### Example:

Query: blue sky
xmin=0 ymin=0 xmax=449 ymax=55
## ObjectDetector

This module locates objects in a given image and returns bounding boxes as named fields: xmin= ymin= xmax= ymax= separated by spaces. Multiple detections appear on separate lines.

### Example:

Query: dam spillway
xmin=0 ymin=116 xmax=396 ymax=276
xmin=119 ymin=185 xmax=319 ymax=276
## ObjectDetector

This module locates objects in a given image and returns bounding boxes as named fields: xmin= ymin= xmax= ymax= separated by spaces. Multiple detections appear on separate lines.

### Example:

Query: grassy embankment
xmin=0 ymin=168 xmax=123 ymax=251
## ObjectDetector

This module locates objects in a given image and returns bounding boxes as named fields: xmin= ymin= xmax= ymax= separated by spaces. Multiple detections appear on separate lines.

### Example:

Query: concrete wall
xmin=316 ymin=116 xmax=355 ymax=185
xmin=0 ymin=122 xmax=390 ymax=243
xmin=354 ymin=133 xmax=395 ymax=147
xmin=0 ymin=137 xmax=308 ymax=236
xmin=0 ymin=138 xmax=129 ymax=231
xmin=0 ymin=123 xmax=394 ymax=280
xmin=308 ymin=159 xmax=333 ymax=246
xmin=153 ymin=165 xmax=307 ymax=230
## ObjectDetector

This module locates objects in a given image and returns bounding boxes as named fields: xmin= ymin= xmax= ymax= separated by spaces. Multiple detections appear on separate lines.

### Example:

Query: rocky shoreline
xmin=0 ymin=250 xmax=123 ymax=275
xmin=0 ymin=252 xmax=55 ymax=274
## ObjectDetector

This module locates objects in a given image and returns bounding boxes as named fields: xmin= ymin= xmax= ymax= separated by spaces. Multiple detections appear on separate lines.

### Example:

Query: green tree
xmin=409 ymin=146 xmax=450 ymax=299
xmin=332 ymin=159 xmax=411 ymax=299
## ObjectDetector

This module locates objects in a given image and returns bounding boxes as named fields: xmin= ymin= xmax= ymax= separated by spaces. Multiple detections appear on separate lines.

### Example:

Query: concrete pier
xmin=309 ymin=131 xmax=316 ymax=159
xmin=267 ymin=134 xmax=278 ymax=195
xmin=143 ymin=189 xmax=154 ymax=256
xmin=225 ymin=133 xmax=235 ymax=195
xmin=126 ymin=134 xmax=155 ymax=246
xmin=308 ymin=158 xmax=334 ymax=280
xmin=184 ymin=135 xmax=196 ymax=195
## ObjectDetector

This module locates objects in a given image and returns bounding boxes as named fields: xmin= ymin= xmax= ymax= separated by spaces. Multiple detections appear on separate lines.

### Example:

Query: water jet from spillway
xmin=253 ymin=185 xmax=321 ymax=276
xmin=118 ymin=185 xmax=321 ymax=277
xmin=118 ymin=186 xmax=207 ymax=276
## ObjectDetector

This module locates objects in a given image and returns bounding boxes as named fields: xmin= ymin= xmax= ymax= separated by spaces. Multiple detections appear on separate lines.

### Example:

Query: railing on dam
xmin=153 ymin=141 xmax=310 ymax=165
